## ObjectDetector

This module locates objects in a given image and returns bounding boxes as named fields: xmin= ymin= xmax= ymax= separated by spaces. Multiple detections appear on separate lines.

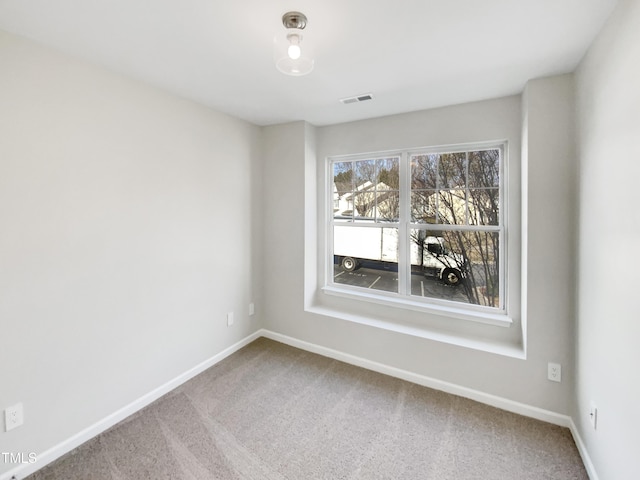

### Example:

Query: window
xmin=327 ymin=142 xmax=506 ymax=316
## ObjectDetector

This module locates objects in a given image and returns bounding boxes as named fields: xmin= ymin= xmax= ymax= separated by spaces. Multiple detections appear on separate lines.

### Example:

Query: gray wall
xmin=0 ymin=30 xmax=261 ymax=474
xmin=575 ymin=0 xmax=640 ymax=478
xmin=522 ymin=75 xmax=577 ymax=416
xmin=262 ymin=87 xmax=577 ymax=415
xmin=3 ymin=1 xmax=639 ymax=475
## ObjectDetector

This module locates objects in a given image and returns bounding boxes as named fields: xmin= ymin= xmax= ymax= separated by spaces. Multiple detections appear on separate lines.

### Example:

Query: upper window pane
xmin=469 ymin=189 xmax=499 ymax=226
xmin=438 ymin=152 xmax=466 ymax=188
xmin=333 ymin=162 xmax=354 ymax=220
xmin=333 ymin=162 xmax=353 ymax=193
xmin=468 ymin=149 xmax=500 ymax=188
xmin=377 ymin=190 xmax=400 ymax=222
xmin=411 ymin=154 xmax=437 ymax=189
xmin=354 ymin=159 xmax=376 ymax=187
xmin=354 ymin=192 xmax=376 ymax=221
xmin=411 ymin=191 xmax=437 ymax=224
xmin=377 ymin=158 xmax=399 ymax=190
xmin=437 ymin=190 xmax=467 ymax=225
xmin=410 ymin=148 xmax=501 ymax=227
xmin=333 ymin=157 xmax=400 ymax=224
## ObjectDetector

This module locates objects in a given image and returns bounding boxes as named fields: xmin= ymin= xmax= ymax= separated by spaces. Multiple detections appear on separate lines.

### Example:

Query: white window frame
xmin=323 ymin=141 xmax=511 ymax=326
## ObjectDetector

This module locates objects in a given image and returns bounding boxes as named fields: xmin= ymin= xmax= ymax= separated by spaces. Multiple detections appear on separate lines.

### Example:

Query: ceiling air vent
xmin=340 ymin=93 xmax=374 ymax=104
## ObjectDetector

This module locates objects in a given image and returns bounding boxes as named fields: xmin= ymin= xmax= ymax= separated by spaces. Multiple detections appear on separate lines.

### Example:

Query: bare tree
xmin=410 ymin=150 xmax=501 ymax=307
xmin=333 ymin=151 xmax=500 ymax=307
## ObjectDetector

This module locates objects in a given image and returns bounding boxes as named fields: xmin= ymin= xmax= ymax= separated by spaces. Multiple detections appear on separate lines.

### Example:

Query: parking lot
xmin=333 ymin=262 xmax=470 ymax=303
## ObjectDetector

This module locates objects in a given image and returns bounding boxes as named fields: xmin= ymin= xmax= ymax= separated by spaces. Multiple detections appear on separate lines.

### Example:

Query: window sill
xmin=307 ymin=299 xmax=523 ymax=358
xmin=322 ymin=285 xmax=513 ymax=328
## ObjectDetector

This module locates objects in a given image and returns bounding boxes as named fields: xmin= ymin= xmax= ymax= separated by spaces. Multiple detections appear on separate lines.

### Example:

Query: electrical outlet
xmin=589 ymin=403 xmax=598 ymax=429
xmin=547 ymin=362 xmax=561 ymax=382
xmin=226 ymin=312 xmax=234 ymax=327
xmin=249 ymin=302 xmax=255 ymax=316
xmin=5 ymin=403 xmax=24 ymax=432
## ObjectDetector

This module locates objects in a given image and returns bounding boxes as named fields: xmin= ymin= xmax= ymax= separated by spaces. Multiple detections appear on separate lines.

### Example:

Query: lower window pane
xmin=409 ymin=230 xmax=500 ymax=307
xmin=333 ymin=225 xmax=398 ymax=293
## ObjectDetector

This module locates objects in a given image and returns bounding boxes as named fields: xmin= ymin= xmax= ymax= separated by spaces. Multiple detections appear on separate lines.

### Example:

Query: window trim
xmin=324 ymin=140 xmax=511 ymax=326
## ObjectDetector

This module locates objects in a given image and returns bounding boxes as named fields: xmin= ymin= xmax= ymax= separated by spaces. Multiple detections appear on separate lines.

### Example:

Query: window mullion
xmin=499 ymin=145 xmax=506 ymax=310
xmin=465 ymin=151 xmax=470 ymax=225
xmin=397 ymin=152 xmax=410 ymax=296
xmin=327 ymin=159 xmax=335 ymax=287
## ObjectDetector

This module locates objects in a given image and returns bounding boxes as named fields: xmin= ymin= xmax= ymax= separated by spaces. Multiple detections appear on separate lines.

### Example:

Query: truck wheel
xmin=341 ymin=257 xmax=358 ymax=272
xmin=442 ymin=268 xmax=462 ymax=286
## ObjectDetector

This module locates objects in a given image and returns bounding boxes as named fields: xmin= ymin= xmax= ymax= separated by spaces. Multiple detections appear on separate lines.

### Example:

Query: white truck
xmin=333 ymin=225 xmax=466 ymax=286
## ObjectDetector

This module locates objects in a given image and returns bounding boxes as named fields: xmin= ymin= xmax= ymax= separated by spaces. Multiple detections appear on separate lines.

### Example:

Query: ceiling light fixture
xmin=275 ymin=11 xmax=314 ymax=76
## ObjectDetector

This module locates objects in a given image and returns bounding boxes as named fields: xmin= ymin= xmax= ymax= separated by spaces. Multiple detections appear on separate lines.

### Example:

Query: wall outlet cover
xmin=547 ymin=362 xmax=562 ymax=382
xmin=5 ymin=403 xmax=24 ymax=432
xmin=589 ymin=403 xmax=598 ymax=429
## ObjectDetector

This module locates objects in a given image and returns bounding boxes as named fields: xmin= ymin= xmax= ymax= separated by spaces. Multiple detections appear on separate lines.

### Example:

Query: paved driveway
xmin=333 ymin=263 xmax=470 ymax=303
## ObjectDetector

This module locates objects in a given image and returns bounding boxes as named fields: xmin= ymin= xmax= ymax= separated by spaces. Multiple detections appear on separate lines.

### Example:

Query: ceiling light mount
xmin=275 ymin=11 xmax=314 ymax=76
xmin=282 ymin=11 xmax=307 ymax=30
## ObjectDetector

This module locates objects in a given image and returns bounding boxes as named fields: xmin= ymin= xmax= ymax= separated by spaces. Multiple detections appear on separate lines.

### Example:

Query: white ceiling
xmin=0 ymin=0 xmax=617 ymax=126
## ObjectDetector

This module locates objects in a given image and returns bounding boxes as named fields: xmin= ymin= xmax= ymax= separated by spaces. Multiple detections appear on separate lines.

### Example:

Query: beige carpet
xmin=27 ymin=337 xmax=588 ymax=479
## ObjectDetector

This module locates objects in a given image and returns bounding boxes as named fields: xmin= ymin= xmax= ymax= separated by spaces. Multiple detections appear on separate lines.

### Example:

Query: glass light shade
xmin=274 ymin=28 xmax=314 ymax=76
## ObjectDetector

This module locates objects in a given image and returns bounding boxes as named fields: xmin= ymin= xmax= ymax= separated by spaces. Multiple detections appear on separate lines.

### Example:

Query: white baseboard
xmin=261 ymin=329 xmax=601 ymax=479
xmin=3 ymin=328 xmax=599 ymax=480
xmin=1 ymin=331 xmax=262 ymax=480
xmin=260 ymin=329 xmax=571 ymax=426
xmin=568 ymin=418 xmax=599 ymax=480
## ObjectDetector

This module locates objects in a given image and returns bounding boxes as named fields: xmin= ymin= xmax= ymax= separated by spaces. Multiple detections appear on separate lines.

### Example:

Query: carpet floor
xmin=27 ymin=337 xmax=588 ymax=479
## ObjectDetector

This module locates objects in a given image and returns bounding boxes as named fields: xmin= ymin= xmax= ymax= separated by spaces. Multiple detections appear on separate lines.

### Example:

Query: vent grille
xmin=340 ymin=93 xmax=374 ymax=104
